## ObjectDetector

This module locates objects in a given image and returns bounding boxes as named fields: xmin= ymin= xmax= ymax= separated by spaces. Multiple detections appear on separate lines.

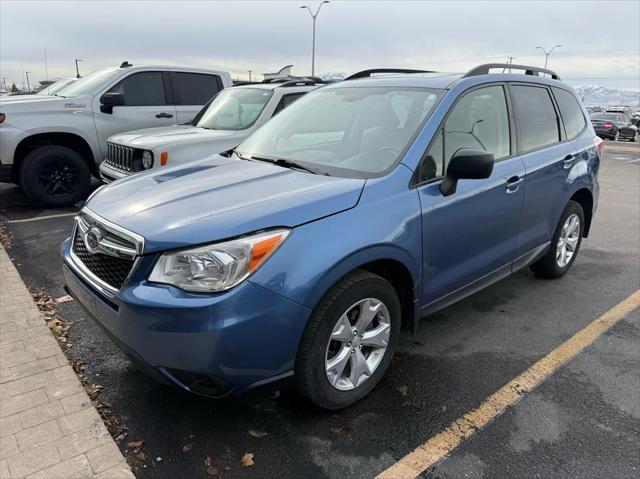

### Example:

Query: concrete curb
xmin=0 ymin=245 xmax=135 ymax=479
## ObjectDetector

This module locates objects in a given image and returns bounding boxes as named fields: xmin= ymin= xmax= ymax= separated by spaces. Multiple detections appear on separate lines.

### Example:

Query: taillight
xmin=602 ymin=122 xmax=614 ymax=128
xmin=594 ymin=136 xmax=604 ymax=158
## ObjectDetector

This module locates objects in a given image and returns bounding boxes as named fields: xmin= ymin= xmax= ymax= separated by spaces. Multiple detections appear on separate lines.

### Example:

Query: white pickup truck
xmin=0 ymin=62 xmax=232 ymax=206
xmin=100 ymin=79 xmax=321 ymax=182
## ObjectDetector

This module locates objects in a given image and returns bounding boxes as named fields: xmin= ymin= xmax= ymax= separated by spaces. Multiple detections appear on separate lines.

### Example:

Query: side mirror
xmin=440 ymin=149 xmax=494 ymax=197
xmin=100 ymin=92 xmax=125 ymax=114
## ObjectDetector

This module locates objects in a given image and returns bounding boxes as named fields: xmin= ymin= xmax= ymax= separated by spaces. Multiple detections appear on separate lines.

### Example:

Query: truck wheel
xmin=19 ymin=146 xmax=91 ymax=207
xmin=295 ymin=269 xmax=401 ymax=409
xmin=530 ymin=201 xmax=585 ymax=279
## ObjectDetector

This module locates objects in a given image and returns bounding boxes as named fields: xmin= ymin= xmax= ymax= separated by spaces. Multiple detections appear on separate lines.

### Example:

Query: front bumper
xmin=98 ymin=160 xmax=133 ymax=183
xmin=61 ymin=237 xmax=311 ymax=396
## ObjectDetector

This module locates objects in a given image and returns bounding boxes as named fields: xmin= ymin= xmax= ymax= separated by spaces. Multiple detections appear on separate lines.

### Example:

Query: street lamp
xmin=74 ymin=59 xmax=83 ymax=78
xmin=300 ymin=1 xmax=330 ymax=77
xmin=536 ymin=45 xmax=562 ymax=70
xmin=25 ymin=72 xmax=31 ymax=92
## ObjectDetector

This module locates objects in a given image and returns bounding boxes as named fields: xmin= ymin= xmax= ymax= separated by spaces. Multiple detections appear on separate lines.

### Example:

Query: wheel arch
xmin=14 ymin=132 xmax=97 ymax=181
xmin=570 ymin=188 xmax=594 ymax=237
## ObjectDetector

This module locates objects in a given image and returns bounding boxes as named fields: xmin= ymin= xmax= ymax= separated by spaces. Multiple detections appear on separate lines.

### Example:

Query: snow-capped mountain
xmin=572 ymin=86 xmax=639 ymax=108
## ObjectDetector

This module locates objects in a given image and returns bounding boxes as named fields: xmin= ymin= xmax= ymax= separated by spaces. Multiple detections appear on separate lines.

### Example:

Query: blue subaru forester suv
xmin=62 ymin=64 xmax=601 ymax=409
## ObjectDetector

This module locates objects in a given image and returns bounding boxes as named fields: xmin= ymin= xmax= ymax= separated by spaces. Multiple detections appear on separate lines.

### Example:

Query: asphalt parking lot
xmin=1 ymin=142 xmax=638 ymax=479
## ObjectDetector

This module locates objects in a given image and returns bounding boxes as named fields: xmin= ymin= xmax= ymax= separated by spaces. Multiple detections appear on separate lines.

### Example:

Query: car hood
xmin=0 ymin=94 xmax=56 ymax=103
xmin=109 ymin=125 xmax=242 ymax=150
xmin=86 ymin=155 xmax=365 ymax=253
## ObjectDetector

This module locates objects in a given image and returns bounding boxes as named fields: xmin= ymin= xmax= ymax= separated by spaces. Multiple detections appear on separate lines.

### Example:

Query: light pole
xmin=536 ymin=45 xmax=562 ymax=69
xmin=75 ymin=59 xmax=83 ymax=78
xmin=248 ymin=70 xmax=252 ymax=82
xmin=25 ymin=72 xmax=31 ymax=92
xmin=300 ymin=1 xmax=330 ymax=77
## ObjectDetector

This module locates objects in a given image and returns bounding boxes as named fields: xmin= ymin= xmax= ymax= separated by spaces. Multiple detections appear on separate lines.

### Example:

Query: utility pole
xmin=44 ymin=46 xmax=48 ymax=82
xmin=25 ymin=72 xmax=31 ymax=92
xmin=299 ymin=1 xmax=330 ymax=77
xmin=75 ymin=59 xmax=83 ymax=78
xmin=502 ymin=56 xmax=516 ymax=73
xmin=536 ymin=45 xmax=562 ymax=70
xmin=248 ymin=70 xmax=252 ymax=82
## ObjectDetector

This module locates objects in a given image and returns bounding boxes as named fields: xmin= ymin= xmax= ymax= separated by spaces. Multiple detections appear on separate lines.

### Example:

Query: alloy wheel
xmin=38 ymin=160 xmax=78 ymax=196
xmin=325 ymin=298 xmax=391 ymax=391
xmin=556 ymin=213 xmax=580 ymax=268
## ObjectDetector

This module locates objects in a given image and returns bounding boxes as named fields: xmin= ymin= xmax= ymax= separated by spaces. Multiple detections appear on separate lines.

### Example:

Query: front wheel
xmin=530 ymin=200 xmax=585 ymax=279
xmin=295 ymin=270 xmax=401 ymax=409
xmin=19 ymin=146 xmax=91 ymax=207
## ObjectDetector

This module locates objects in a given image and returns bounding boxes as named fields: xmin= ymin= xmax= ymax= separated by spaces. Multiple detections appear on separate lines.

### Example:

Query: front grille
xmin=105 ymin=142 xmax=138 ymax=172
xmin=72 ymin=230 xmax=135 ymax=289
xmin=70 ymin=213 xmax=139 ymax=292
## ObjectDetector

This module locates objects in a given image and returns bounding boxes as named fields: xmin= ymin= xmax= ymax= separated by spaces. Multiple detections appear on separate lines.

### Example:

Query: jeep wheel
xmin=19 ymin=146 xmax=91 ymax=207
xmin=295 ymin=269 xmax=401 ymax=409
xmin=530 ymin=200 xmax=585 ymax=279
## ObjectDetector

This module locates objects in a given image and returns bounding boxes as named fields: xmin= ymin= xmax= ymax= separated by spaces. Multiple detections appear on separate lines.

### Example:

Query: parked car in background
xmin=99 ymin=78 xmax=322 ymax=182
xmin=0 ymin=62 xmax=232 ymax=206
xmin=62 ymin=64 xmax=601 ymax=409
xmin=606 ymin=106 xmax=633 ymax=123
xmin=591 ymin=112 xmax=638 ymax=141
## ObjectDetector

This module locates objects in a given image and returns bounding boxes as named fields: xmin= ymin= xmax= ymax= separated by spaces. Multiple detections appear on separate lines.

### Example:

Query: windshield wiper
xmin=234 ymin=151 xmax=329 ymax=175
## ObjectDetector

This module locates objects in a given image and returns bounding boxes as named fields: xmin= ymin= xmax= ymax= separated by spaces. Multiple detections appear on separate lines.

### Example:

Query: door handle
xmin=505 ymin=175 xmax=523 ymax=194
xmin=155 ymin=112 xmax=174 ymax=119
xmin=562 ymin=154 xmax=576 ymax=169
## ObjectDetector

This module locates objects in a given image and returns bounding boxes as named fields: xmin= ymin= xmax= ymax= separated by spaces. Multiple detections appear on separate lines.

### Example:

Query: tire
xmin=19 ymin=146 xmax=91 ymax=207
xmin=530 ymin=200 xmax=585 ymax=279
xmin=295 ymin=269 xmax=401 ymax=409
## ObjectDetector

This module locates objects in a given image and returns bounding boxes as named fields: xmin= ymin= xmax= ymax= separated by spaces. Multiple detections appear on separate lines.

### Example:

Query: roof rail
xmin=464 ymin=63 xmax=561 ymax=80
xmin=279 ymin=79 xmax=318 ymax=87
xmin=345 ymin=68 xmax=435 ymax=80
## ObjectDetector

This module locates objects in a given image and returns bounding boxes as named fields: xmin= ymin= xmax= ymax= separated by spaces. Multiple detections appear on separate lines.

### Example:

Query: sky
xmin=1 ymin=0 xmax=639 ymax=91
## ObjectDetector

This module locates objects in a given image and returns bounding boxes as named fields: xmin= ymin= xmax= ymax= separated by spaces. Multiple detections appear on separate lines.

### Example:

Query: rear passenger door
xmin=509 ymin=84 xmax=578 ymax=262
xmin=95 ymin=71 xmax=177 ymax=157
xmin=416 ymin=84 xmax=526 ymax=307
xmin=170 ymin=72 xmax=223 ymax=124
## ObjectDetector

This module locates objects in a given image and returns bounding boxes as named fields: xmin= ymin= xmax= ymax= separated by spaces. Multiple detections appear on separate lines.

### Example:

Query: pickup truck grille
xmin=105 ymin=143 xmax=139 ymax=172
xmin=70 ymin=213 xmax=140 ymax=293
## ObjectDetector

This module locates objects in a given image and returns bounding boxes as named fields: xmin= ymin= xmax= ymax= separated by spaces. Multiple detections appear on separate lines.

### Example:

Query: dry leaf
xmin=55 ymin=294 xmax=74 ymax=304
xmin=241 ymin=452 xmax=254 ymax=467
xmin=205 ymin=465 xmax=219 ymax=476
xmin=204 ymin=455 xmax=213 ymax=467
xmin=397 ymin=385 xmax=409 ymax=397
xmin=248 ymin=429 xmax=267 ymax=438
xmin=128 ymin=440 xmax=143 ymax=448
xmin=182 ymin=443 xmax=193 ymax=453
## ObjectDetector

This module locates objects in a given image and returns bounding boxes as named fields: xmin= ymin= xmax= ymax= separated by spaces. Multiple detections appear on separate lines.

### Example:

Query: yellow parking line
xmin=377 ymin=290 xmax=640 ymax=479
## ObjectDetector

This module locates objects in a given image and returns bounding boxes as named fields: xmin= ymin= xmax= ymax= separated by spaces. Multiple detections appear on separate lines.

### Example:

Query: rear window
xmin=511 ymin=85 xmax=560 ymax=152
xmin=553 ymin=88 xmax=586 ymax=140
xmin=592 ymin=113 xmax=625 ymax=121
xmin=172 ymin=73 xmax=221 ymax=105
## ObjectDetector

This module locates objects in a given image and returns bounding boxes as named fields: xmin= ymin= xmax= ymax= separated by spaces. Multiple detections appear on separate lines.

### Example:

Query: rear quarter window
xmin=511 ymin=85 xmax=560 ymax=152
xmin=553 ymin=88 xmax=587 ymax=139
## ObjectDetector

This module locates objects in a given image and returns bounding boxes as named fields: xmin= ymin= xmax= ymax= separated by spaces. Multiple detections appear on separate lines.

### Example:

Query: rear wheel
xmin=19 ymin=146 xmax=91 ymax=207
xmin=530 ymin=201 xmax=584 ymax=279
xmin=295 ymin=270 xmax=401 ymax=409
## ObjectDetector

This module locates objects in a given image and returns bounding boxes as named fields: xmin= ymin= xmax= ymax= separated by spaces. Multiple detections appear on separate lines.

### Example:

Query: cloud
xmin=1 ymin=0 xmax=638 ymax=90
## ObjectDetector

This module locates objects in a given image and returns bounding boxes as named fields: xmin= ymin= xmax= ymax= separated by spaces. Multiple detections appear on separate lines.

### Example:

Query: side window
xmin=419 ymin=85 xmax=510 ymax=183
xmin=511 ymin=85 xmax=560 ymax=151
xmin=108 ymin=71 xmax=166 ymax=106
xmin=552 ymin=88 xmax=586 ymax=140
xmin=172 ymin=73 xmax=221 ymax=105
xmin=272 ymin=93 xmax=305 ymax=116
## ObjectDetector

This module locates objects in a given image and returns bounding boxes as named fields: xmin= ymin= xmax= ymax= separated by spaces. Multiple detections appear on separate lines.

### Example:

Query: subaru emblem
xmin=84 ymin=227 xmax=103 ymax=254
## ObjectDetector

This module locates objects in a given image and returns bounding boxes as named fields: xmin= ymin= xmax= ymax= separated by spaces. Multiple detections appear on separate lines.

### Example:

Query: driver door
xmin=415 ymin=84 xmax=526 ymax=309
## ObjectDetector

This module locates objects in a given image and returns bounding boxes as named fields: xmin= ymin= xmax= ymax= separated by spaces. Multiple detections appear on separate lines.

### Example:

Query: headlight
xmin=149 ymin=229 xmax=290 ymax=292
xmin=142 ymin=150 xmax=154 ymax=169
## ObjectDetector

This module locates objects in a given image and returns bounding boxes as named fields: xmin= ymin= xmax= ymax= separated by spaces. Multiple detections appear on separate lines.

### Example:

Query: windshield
xmin=37 ymin=78 xmax=76 ymax=96
xmin=56 ymin=68 xmax=121 ymax=97
xmin=195 ymin=88 xmax=273 ymax=130
xmin=236 ymin=86 xmax=443 ymax=178
xmin=592 ymin=113 xmax=625 ymax=121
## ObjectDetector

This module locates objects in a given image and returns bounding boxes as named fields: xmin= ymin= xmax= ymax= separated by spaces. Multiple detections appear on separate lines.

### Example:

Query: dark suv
xmin=62 ymin=64 xmax=601 ymax=409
